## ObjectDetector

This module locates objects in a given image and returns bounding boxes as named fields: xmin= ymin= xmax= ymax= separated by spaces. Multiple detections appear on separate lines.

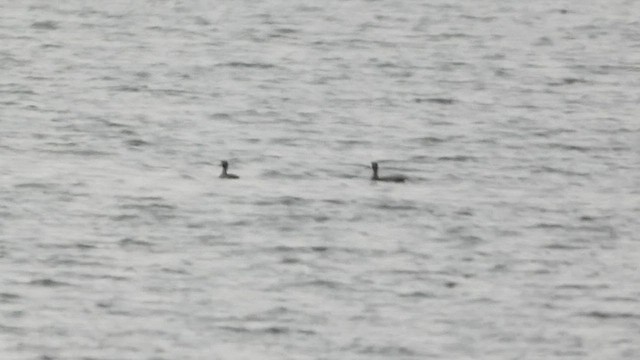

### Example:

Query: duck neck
xmin=372 ymin=168 xmax=379 ymax=179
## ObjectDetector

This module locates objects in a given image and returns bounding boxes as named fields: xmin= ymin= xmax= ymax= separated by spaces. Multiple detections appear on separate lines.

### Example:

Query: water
xmin=1 ymin=1 xmax=639 ymax=359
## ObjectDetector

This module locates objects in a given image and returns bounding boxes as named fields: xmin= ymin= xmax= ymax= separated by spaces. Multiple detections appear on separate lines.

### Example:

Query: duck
xmin=219 ymin=160 xmax=239 ymax=179
xmin=371 ymin=162 xmax=406 ymax=182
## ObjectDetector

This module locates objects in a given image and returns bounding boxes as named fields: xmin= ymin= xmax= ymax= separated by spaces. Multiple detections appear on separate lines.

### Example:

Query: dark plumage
xmin=371 ymin=162 xmax=406 ymax=182
xmin=220 ymin=160 xmax=239 ymax=179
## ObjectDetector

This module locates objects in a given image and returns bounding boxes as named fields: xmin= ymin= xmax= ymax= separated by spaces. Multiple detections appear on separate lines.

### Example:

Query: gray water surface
xmin=1 ymin=1 xmax=639 ymax=359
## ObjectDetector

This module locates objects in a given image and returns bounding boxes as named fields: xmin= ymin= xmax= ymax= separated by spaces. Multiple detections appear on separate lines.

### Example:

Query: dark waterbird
xmin=371 ymin=162 xmax=407 ymax=183
xmin=220 ymin=160 xmax=239 ymax=179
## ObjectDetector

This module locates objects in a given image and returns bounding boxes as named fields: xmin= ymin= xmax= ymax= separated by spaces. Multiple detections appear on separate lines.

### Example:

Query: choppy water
xmin=1 ymin=1 xmax=639 ymax=359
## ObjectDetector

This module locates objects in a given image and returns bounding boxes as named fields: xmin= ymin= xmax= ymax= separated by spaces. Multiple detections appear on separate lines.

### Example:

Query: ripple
xmin=375 ymin=203 xmax=418 ymax=211
xmin=579 ymin=215 xmax=598 ymax=222
xmin=219 ymin=61 xmax=277 ymax=69
xmin=353 ymin=343 xmax=417 ymax=356
xmin=29 ymin=278 xmax=70 ymax=287
xmin=0 ymin=324 xmax=25 ymax=335
xmin=437 ymin=155 xmax=477 ymax=162
xmin=530 ymin=223 xmax=565 ymax=229
xmin=556 ymin=283 xmax=608 ymax=290
xmin=119 ymin=237 xmax=153 ymax=248
xmin=255 ymin=196 xmax=308 ymax=206
xmin=119 ymin=200 xmax=176 ymax=212
xmin=546 ymin=143 xmax=593 ymax=153
xmin=14 ymin=182 xmax=52 ymax=189
xmin=111 ymin=214 xmax=139 ymax=221
xmin=430 ymin=32 xmax=473 ymax=40
xmin=31 ymin=21 xmax=59 ymax=30
xmin=279 ymin=279 xmax=344 ymax=290
xmin=398 ymin=290 xmax=435 ymax=298
xmin=125 ymin=139 xmax=150 ymax=147
xmin=413 ymin=97 xmax=456 ymax=105
xmin=113 ymin=85 xmax=145 ymax=92
xmin=549 ymin=77 xmax=588 ymax=86
xmin=412 ymin=136 xmax=451 ymax=145
xmin=322 ymin=199 xmax=347 ymax=205
xmin=281 ymin=257 xmax=300 ymax=264
xmin=533 ymin=166 xmax=589 ymax=177
xmin=580 ymin=311 xmax=640 ymax=320
xmin=543 ymin=244 xmax=585 ymax=250
xmin=0 ymin=292 xmax=21 ymax=302
xmin=273 ymin=27 xmax=298 ymax=35
xmin=220 ymin=325 xmax=315 ymax=335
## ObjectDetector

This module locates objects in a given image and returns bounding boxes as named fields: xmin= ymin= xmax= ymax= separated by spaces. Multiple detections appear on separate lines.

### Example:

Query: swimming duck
xmin=371 ymin=162 xmax=406 ymax=182
xmin=220 ymin=160 xmax=239 ymax=179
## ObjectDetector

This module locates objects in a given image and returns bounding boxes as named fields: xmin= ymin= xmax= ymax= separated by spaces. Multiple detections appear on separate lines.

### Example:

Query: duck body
xmin=220 ymin=173 xmax=239 ymax=179
xmin=220 ymin=160 xmax=239 ymax=179
xmin=371 ymin=162 xmax=406 ymax=183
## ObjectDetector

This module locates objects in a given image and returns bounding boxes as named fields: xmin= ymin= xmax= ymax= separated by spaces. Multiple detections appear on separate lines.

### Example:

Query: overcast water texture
xmin=1 ymin=0 xmax=639 ymax=359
